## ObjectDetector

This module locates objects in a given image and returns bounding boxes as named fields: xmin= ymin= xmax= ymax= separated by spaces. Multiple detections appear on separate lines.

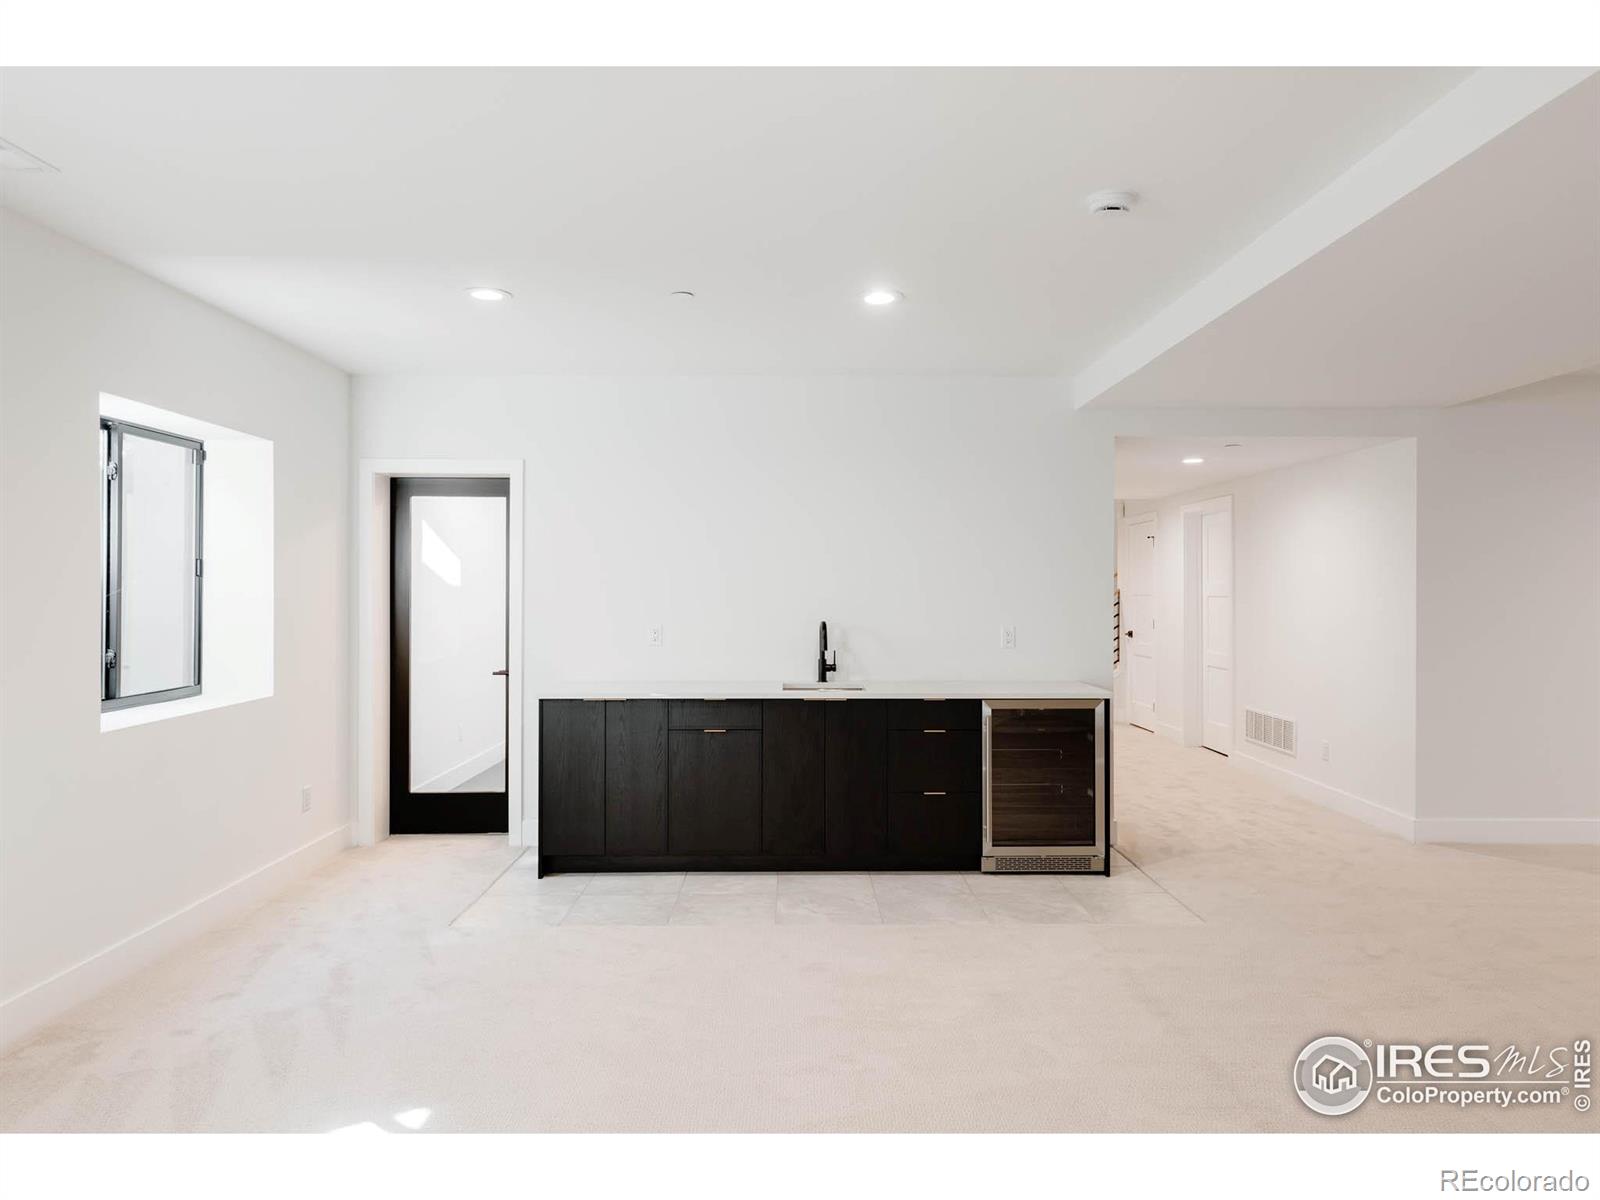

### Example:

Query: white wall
xmin=0 ymin=210 xmax=352 ymax=1047
xmin=356 ymin=375 xmax=1115 ymax=685
xmin=1122 ymin=439 xmax=1419 ymax=836
xmin=1415 ymin=373 xmax=1600 ymax=842
xmin=354 ymin=375 xmax=1117 ymax=837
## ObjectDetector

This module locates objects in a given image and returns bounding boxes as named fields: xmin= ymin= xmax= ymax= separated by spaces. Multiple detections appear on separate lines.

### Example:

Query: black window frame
xmin=100 ymin=417 xmax=205 ymax=711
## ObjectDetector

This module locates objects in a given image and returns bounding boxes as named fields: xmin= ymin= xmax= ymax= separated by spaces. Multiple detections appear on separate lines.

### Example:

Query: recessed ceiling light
xmin=1084 ymin=189 xmax=1139 ymax=215
xmin=862 ymin=289 xmax=902 ymax=306
xmin=668 ymin=290 xmax=696 ymax=300
xmin=466 ymin=287 xmax=512 ymax=302
xmin=1182 ymin=457 xmax=1205 ymax=465
xmin=1224 ymin=442 xmax=1243 ymax=449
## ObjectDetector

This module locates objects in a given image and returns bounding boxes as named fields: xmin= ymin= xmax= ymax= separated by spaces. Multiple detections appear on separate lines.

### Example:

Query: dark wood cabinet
xmin=539 ymin=693 xmax=1097 ymax=874
xmin=538 ymin=700 xmax=605 ymax=855
xmin=824 ymin=700 xmax=887 ymax=862
xmin=669 ymin=729 xmax=762 ymax=854
xmin=668 ymin=699 xmax=762 ymax=729
xmin=885 ymin=699 xmax=980 ymax=731
xmin=888 ymin=790 xmax=980 ymax=860
xmin=762 ymin=700 xmax=824 ymax=855
xmin=605 ymin=700 xmax=668 ymax=855
xmin=887 ymin=729 xmax=981 ymax=793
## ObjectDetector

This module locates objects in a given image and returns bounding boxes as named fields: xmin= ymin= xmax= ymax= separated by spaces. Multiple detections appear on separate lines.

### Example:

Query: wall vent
xmin=1244 ymin=707 xmax=1297 ymax=756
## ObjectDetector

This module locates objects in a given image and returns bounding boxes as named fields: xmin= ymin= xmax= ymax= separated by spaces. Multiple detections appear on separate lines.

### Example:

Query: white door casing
xmin=1201 ymin=506 xmax=1233 ymax=754
xmin=1124 ymin=514 xmax=1157 ymax=731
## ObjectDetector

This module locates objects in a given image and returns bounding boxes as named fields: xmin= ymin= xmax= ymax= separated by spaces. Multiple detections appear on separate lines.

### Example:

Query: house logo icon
xmin=1294 ymin=1036 xmax=1374 ymax=1115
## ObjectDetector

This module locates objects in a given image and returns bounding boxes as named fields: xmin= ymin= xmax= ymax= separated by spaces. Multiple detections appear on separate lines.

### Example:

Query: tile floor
xmin=1 ymin=727 xmax=1593 ymax=1133
xmin=451 ymin=850 xmax=1198 ymax=931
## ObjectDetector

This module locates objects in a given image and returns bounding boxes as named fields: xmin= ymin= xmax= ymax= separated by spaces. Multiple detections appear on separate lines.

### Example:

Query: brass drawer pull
xmin=922 ymin=728 xmax=947 ymax=734
xmin=923 ymin=790 xmax=946 ymax=796
xmin=703 ymin=728 xmax=727 ymax=734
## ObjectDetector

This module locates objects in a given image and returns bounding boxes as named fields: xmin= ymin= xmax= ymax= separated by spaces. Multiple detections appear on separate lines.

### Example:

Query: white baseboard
xmin=520 ymin=818 xmax=538 ymax=849
xmin=1412 ymin=816 xmax=1600 ymax=845
xmin=1232 ymin=750 xmax=1416 ymax=841
xmin=415 ymin=742 xmax=505 ymax=793
xmin=0 ymin=823 xmax=349 ymax=1054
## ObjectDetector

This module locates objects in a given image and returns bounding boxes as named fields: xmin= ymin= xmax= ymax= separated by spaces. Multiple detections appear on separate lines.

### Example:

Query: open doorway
xmin=390 ymin=477 xmax=510 ymax=834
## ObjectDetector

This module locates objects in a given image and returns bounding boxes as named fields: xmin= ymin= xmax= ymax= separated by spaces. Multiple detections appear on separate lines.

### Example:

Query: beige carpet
xmin=1 ymin=728 xmax=1595 ymax=1132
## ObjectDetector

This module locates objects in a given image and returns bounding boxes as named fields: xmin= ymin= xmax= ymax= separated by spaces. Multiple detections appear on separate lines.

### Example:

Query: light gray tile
xmin=679 ymin=872 xmax=777 ymax=896
xmin=965 ymin=872 xmax=1071 ymax=896
xmin=669 ymin=892 xmax=778 ymax=925
xmin=873 ymin=889 xmax=990 ymax=925
xmin=778 ymin=872 xmax=875 ymax=900
xmin=977 ymin=890 xmax=1095 ymax=925
xmin=869 ymin=872 xmax=974 ymax=895
xmin=582 ymin=872 xmax=686 ymax=895
xmin=560 ymin=893 xmax=678 ymax=925
xmin=775 ymin=890 xmax=881 ymax=925
xmin=1063 ymin=866 xmax=1165 ymax=897
xmin=1075 ymin=891 xmax=1201 ymax=926
xmin=489 ymin=869 xmax=592 ymax=896
xmin=453 ymin=892 xmax=577 ymax=930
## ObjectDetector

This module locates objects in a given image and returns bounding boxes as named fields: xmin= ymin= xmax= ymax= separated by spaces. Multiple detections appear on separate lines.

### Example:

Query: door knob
xmin=491 ymin=669 xmax=509 ymax=676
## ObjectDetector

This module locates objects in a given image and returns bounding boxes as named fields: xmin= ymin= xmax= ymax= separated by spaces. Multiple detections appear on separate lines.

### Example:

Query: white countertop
xmin=538 ymin=680 xmax=1111 ymax=701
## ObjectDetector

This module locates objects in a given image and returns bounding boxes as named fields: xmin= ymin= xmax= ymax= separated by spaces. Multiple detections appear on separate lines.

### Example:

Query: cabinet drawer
xmin=885 ymin=699 xmax=980 ymax=731
xmin=668 ymin=729 xmax=762 ymax=854
xmin=887 ymin=791 xmax=980 ymax=859
xmin=888 ymin=729 xmax=980 ymax=793
xmin=669 ymin=699 xmax=763 ymax=730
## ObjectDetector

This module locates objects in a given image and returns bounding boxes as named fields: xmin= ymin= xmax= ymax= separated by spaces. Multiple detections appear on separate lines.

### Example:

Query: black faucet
xmin=817 ymin=620 xmax=837 ymax=684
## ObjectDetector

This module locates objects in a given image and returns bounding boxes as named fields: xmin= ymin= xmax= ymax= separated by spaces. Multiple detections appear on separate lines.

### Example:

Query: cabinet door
xmin=669 ymin=729 xmax=762 ymax=854
xmin=605 ymin=700 xmax=667 ymax=855
xmin=763 ymin=700 xmax=824 ymax=855
xmin=824 ymin=700 xmax=887 ymax=861
xmin=887 ymin=729 xmax=981 ymax=793
xmin=888 ymin=791 xmax=980 ymax=861
xmin=539 ymin=700 xmax=605 ymax=855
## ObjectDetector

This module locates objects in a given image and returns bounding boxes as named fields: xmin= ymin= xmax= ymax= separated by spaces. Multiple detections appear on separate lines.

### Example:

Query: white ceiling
xmin=1114 ymin=436 xmax=1395 ymax=500
xmin=1080 ymin=70 xmax=1600 ymax=409
xmin=0 ymin=66 xmax=1469 ymax=376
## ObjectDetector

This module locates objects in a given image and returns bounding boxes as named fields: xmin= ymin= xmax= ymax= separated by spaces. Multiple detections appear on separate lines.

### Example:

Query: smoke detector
xmin=1084 ymin=189 xmax=1138 ymax=215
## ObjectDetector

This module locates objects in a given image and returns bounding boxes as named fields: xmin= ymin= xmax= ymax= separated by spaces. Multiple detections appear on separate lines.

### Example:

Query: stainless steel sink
xmin=781 ymin=682 xmax=865 ymax=691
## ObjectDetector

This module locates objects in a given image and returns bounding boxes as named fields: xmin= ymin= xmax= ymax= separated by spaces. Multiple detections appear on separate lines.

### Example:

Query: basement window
xmin=100 ymin=418 xmax=205 ymax=710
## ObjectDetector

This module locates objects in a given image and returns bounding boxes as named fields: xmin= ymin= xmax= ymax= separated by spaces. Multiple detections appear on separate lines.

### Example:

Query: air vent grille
xmin=986 ymin=854 xmax=1097 ymax=873
xmin=1244 ymin=707 xmax=1297 ymax=756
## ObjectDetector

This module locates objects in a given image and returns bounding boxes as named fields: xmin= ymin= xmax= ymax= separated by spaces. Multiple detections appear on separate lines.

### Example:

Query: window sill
xmin=99 ymin=688 xmax=269 ymax=733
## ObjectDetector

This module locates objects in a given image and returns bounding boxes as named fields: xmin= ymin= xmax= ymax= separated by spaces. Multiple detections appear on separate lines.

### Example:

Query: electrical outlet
xmin=300 ymin=785 xmax=312 ymax=813
xmin=1320 ymin=740 xmax=1330 ymax=763
xmin=1001 ymin=624 xmax=1017 ymax=650
xmin=648 ymin=624 xmax=664 ymax=647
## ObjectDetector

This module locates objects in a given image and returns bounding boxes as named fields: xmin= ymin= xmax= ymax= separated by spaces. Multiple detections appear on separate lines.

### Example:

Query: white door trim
xmin=353 ymin=458 xmax=526 ymax=847
xmin=1122 ymin=512 xmax=1158 ymax=732
xmin=1179 ymin=494 xmax=1233 ymax=753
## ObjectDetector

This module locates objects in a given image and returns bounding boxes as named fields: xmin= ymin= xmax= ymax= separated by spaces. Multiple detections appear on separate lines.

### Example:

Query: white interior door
xmin=1124 ymin=515 xmax=1157 ymax=731
xmin=1200 ymin=507 xmax=1233 ymax=754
